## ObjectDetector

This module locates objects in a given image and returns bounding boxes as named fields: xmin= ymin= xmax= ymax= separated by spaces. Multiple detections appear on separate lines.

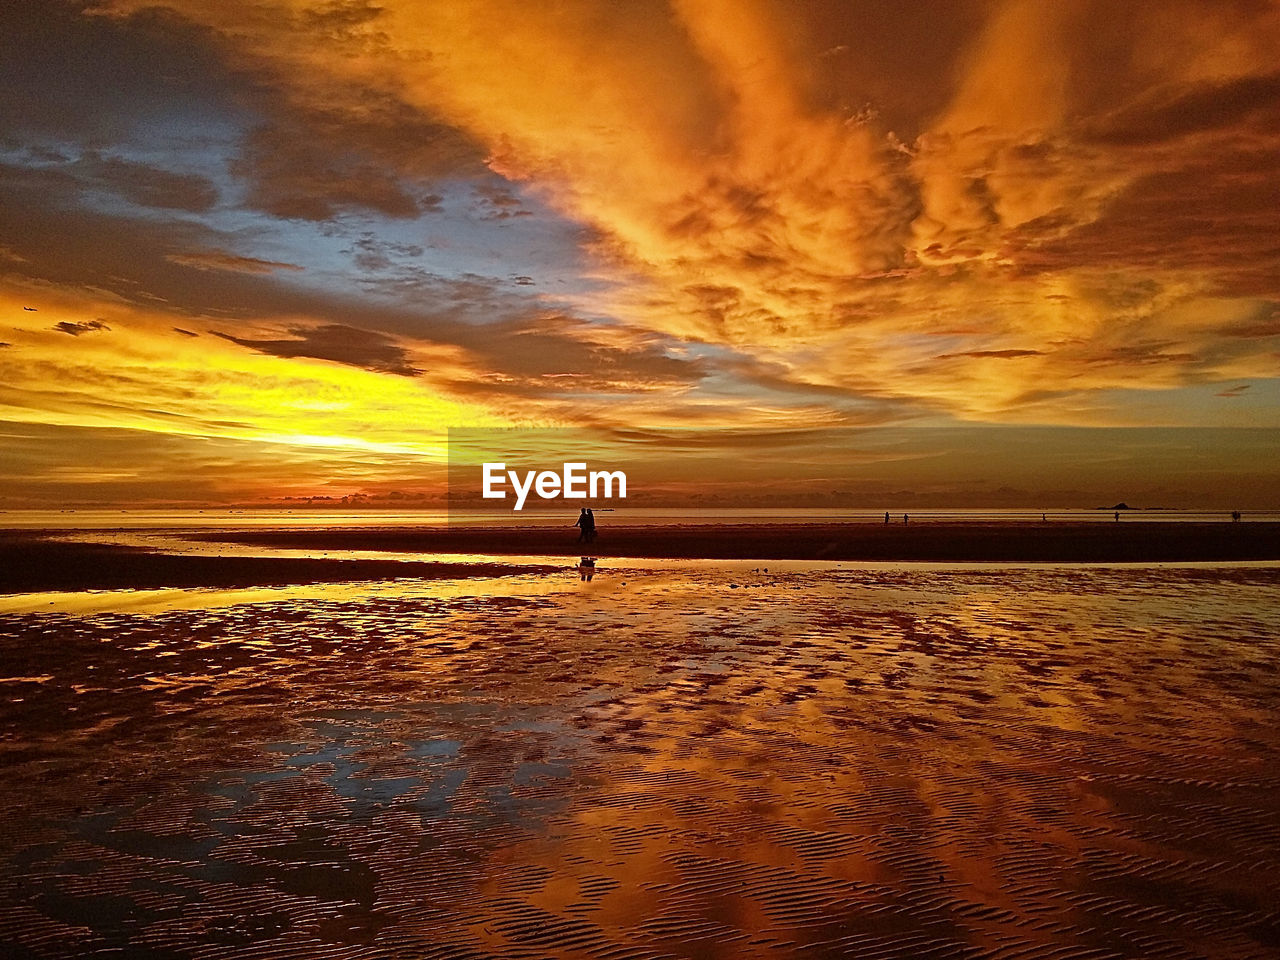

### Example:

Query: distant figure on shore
xmin=578 ymin=556 xmax=596 ymax=581
xmin=575 ymin=508 xmax=596 ymax=542
xmin=1232 ymin=510 xmax=1242 ymax=522
xmin=1042 ymin=513 xmax=1047 ymax=522
xmin=1114 ymin=511 xmax=1120 ymax=522
xmin=884 ymin=511 xmax=890 ymax=524
xmin=903 ymin=513 xmax=909 ymax=525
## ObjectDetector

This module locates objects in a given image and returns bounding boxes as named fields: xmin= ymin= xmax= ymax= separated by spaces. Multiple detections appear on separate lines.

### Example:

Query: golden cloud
xmin=51 ymin=1 xmax=1280 ymax=429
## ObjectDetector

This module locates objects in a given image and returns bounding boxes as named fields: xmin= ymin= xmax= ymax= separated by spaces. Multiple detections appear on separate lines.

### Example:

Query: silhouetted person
xmin=1114 ymin=511 xmax=1120 ymax=522
xmin=1042 ymin=513 xmax=1047 ymax=522
xmin=585 ymin=508 xmax=597 ymax=542
xmin=903 ymin=513 xmax=909 ymax=525
xmin=884 ymin=511 xmax=890 ymax=524
xmin=575 ymin=508 xmax=591 ymax=542
xmin=1232 ymin=510 xmax=1241 ymax=522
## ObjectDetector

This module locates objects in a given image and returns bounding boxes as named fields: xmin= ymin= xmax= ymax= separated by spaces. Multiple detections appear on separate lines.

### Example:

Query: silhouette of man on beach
xmin=884 ymin=511 xmax=890 ymax=524
xmin=575 ymin=507 xmax=597 ymax=543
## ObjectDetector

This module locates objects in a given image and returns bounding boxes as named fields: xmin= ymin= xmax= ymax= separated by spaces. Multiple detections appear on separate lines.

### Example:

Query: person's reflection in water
xmin=578 ymin=556 xmax=596 ymax=581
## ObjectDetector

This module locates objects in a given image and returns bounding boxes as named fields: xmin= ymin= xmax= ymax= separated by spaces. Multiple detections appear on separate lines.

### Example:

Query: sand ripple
xmin=1 ymin=565 xmax=1279 ymax=958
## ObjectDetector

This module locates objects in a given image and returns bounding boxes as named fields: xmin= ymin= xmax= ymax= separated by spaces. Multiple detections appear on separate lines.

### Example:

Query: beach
xmin=7 ymin=2 xmax=1280 ymax=956
xmin=1 ymin=526 xmax=1280 ymax=958
xmin=3 ymin=519 xmax=1279 ymax=595
xmin=0 ymin=531 xmax=553 ymax=594
xmin=193 ymin=519 xmax=1280 ymax=563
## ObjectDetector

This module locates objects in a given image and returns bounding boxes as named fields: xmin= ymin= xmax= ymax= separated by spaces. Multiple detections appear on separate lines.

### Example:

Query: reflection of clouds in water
xmin=2 ymin=565 xmax=1279 ymax=957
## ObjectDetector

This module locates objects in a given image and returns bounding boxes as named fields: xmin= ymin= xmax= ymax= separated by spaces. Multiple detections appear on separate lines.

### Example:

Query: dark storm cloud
xmin=212 ymin=324 xmax=420 ymax=376
xmin=54 ymin=319 xmax=110 ymax=336
xmin=0 ymin=2 xmax=237 ymax=145
xmin=343 ymin=233 xmax=425 ymax=273
xmin=234 ymin=124 xmax=421 ymax=221
xmin=936 ymin=349 xmax=1044 ymax=360
xmin=1084 ymin=72 xmax=1280 ymax=147
xmin=74 ymin=153 xmax=219 ymax=212
xmin=0 ymin=169 xmax=264 ymax=311
xmin=472 ymin=183 xmax=532 ymax=221
xmin=0 ymin=154 xmax=218 ymax=216
xmin=228 ymin=86 xmax=482 ymax=221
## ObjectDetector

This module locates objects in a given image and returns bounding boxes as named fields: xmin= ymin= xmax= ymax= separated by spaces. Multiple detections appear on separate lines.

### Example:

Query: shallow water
xmin=2 ymin=564 xmax=1279 ymax=958
xmin=5 ymin=505 xmax=1278 ymax=529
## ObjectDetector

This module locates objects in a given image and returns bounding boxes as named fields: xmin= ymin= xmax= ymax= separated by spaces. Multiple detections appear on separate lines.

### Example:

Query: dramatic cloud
xmin=233 ymin=122 xmax=430 ymax=221
xmin=937 ymin=350 xmax=1044 ymax=361
xmin=85 ymin=0 xmax=1279 ymax=416
xmin=213 ymin=323 xmax=420 ymax=377
xmin=53 ymin=319 xmax=111 ymax=336
xmin=439 ymin=313 xmax=709 ymax=399
xmin=74 ymin=153 xmax=219 ymax=212
xmin=0 ymin=1 xmax=1277 ymax=504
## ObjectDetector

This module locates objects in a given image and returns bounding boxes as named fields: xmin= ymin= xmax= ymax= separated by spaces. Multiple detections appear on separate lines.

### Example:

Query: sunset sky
xmin=1 ymin=0 xmax=1278 ymax=507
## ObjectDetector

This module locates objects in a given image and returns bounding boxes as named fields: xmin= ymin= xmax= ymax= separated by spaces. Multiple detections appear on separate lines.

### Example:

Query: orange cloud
xmin=13 ymin=0 xmax=1280 ymax=472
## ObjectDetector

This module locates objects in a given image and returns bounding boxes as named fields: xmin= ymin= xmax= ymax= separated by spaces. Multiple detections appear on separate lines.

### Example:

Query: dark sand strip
xmin=0 ymin=536 xmax=554 ymax=594
xmin=3 ymin=522 xmax=1275 ymax=594
xmin=192 ymin=521 xmax=1280 ymax=563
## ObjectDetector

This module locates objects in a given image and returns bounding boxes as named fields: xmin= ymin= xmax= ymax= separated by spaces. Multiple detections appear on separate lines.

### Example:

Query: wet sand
xmin=2 ymin=563 xmax=1279 ymax=958
xmin=4 ymin=522 xmax=1276 ymax=596
xmin=194 ymin=519 xmax=1280 ymax=562
xmin=0 ymin=533 xmax=555 ymax=593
